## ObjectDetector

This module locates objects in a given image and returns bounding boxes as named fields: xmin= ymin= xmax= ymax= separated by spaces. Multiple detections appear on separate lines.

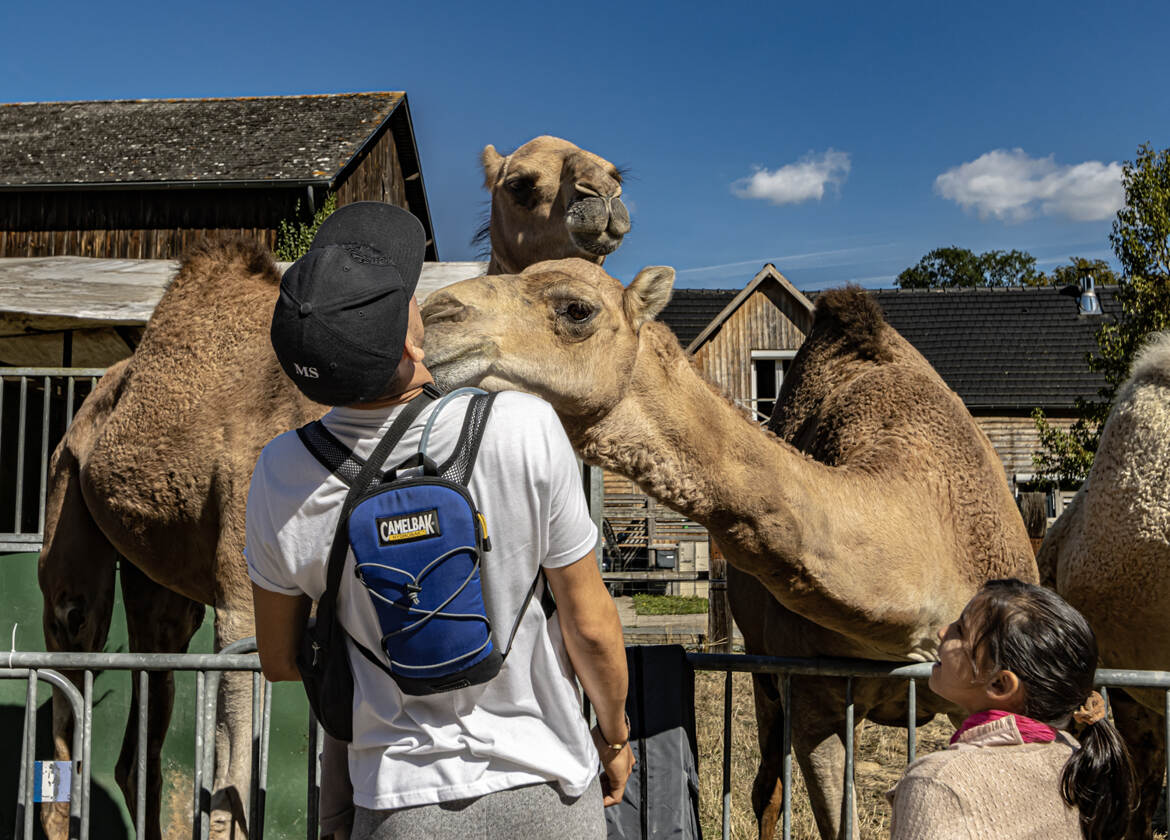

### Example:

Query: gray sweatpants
xmin=351 ymin=776 xmax=605 ymax=840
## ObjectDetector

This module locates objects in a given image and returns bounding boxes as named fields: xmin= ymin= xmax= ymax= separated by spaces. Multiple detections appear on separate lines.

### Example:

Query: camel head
xmin=480 ymin=136 xmax=631 ymax=274
xmin=422 ymin=258 xmax=674 ymax=421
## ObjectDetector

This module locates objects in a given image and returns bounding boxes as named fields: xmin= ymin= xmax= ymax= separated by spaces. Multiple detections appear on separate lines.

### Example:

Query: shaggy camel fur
xmin=1037 ymin=332 xmax=1170 ymax=840
xmin=37 ymin=137 xmax=630 ymax=840
xmin=420 ymin=261 xmax=1037 ymax=840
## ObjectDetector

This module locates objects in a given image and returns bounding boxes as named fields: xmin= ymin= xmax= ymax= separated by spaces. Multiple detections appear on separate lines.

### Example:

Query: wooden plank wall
xmin=335 ymin=126 xmax=408 ymax=209
xmin=692 ymin=286 xmax=807 ymax=412
xmin=974 ymin=413 xmax=1075 ymax=482
xmin=0 ymin=187 xmax=299 ymax=258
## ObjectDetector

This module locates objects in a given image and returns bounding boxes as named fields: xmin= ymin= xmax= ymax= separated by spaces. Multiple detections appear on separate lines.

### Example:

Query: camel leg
xmin=37 ymin=443 xmax=119 ymax=840
xmin=115 ymin=561 xmax=205 ymax=840
xmin=748 ymin=674 xmax=788 ymax=840
xmin=788 ymin=687 xmax=860 ymax=840
xmin=1110 ymin=689 xmax=1165 ymax=840
xmin=210 ymin=594 xmax=258 ymax=840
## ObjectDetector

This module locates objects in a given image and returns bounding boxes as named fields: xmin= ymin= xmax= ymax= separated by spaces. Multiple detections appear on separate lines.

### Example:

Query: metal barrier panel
xmin=5 ymin=646 xmax=1170 ymax=839
xmin=4 ymin=646 xmax=268 ymax=840
xmin=0 ymin=368 xmax=105 ymax=551
xmin=688 ymin=653 xmax=1170 ymax=840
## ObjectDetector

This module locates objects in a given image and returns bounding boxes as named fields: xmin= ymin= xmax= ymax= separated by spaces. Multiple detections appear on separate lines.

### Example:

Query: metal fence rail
xmin=6 ymin=646 xmax=1169 ymax=840
xmin=3 ymin=642 xmax=271 ymax=840
xmin=688 ymin=653 xmax=1170 ymax=840
xmin=0 ymin=368 xmax=105 ymax=551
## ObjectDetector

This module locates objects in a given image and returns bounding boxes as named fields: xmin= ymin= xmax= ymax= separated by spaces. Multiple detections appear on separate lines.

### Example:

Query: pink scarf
xmin=949 ymin=709 xmax=1057 ymax=745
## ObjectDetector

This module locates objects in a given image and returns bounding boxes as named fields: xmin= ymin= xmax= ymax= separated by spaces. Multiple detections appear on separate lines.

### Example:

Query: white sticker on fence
xmin=33 ymin=761 xmax=72 ymax=803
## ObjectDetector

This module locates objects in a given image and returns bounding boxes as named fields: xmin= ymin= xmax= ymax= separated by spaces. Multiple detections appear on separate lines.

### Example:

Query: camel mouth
xmin=570 ymin=231 xmax=623 ymax=257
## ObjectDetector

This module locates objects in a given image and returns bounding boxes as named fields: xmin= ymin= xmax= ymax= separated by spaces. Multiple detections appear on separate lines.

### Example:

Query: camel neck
xmin=567 ymin=322 xmax=819 ymax=546
xmin=564 ymin=323 xmax=947 ymax=654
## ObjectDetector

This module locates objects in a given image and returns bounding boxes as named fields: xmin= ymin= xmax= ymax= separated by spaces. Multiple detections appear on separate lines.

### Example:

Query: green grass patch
xmin=632 ymin=594 xmax=708 ymax=615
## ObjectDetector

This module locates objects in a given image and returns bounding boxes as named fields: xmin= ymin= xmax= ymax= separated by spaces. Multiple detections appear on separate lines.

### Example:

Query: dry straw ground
xmin=693 ymin=671 xmax=1167 ymax=840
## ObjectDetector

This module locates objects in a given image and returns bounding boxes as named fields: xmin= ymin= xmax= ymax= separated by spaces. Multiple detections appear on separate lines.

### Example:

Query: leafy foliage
xmin=897 ymin=247 xmax=1048 ymax=288
xmin=274 ymin=193 xmax=338 ymax=262
xmin=1032 ymin=144 xmax=1170 ymax=485
xmin=897 ymin=247 xmax=1119 ymax=290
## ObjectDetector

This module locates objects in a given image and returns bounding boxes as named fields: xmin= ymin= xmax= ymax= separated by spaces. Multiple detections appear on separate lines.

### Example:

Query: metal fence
xmin=3 ymin=639 xmax=278 ymax=840
xmin=688 ymin=653 xmax=1170 ymax=840
xmin=0 ymin=368 xmax=104 ymax=551
xmin=6 ymin=647 xmax=1170 ymax=840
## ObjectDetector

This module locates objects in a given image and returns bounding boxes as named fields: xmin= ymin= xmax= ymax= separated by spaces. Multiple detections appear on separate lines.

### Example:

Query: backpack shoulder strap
xmin=297 ymin=420 xmax=364 ymax=487
xmin=436 ymin=391 xmax=499 ymax=485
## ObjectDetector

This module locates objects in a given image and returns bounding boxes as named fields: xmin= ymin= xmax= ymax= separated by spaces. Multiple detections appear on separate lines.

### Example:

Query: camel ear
xmin=481 ymin=145 xmax=504 ymax=189
xmin=624 ymin=266 xmax=675 ymax=327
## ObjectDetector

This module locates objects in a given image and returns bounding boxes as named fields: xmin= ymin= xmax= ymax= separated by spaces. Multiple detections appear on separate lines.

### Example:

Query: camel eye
xmin=562 ymin=301 xmax=594 ymax=323
xmin=505 ymin=178 xmax=534 ymax=198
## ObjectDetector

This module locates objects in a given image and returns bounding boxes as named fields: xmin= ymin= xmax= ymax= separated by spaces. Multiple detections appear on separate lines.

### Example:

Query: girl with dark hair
xmin=888 ymin=578 xmax=1136 ymax=840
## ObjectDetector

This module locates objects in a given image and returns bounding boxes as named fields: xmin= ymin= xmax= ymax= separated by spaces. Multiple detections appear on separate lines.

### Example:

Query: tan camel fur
xmin=37 ymin=138 xmax=629 ymax=840
xmin=481 ymin=135 xmax=630 ymax=274
xmin=1037 ymin=332 xmax=1170 ymax=840
xmin=420 ymin=261 xmax=1037 ymax=840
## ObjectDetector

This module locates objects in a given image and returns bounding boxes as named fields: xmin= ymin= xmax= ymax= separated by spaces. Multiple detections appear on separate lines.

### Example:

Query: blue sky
xmin=4 ymin=0 xmax=1167 ymax=290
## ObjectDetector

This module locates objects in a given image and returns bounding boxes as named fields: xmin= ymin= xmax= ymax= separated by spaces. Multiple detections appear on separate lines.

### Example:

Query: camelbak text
xmin=376 ymin=510 xmax=441 ymax=546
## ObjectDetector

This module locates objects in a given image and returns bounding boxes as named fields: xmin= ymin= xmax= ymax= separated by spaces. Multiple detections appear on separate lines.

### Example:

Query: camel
xmin=479 ymin=135 xmax=630 ymax=274
xmin=419 ymin=260 xmax=1038 ymax=840
xmin=1037 ymin=331 xmax=1170 ymax=840
xmin=36 ymin=135 xmax=629 ymax=840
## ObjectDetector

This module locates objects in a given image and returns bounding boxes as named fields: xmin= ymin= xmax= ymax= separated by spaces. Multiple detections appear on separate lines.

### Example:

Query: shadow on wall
xmin=0 ymin=698 xmax=130 ymax=840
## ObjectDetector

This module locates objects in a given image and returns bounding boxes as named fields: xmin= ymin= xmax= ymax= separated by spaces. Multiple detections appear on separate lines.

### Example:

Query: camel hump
xmin=175 ymin=234 xmax=281 ymax=288
xmin=1128 ymin=331 xmax=1170 ymax=386
xmin=812 ymin=286 xmax=894 ymax=362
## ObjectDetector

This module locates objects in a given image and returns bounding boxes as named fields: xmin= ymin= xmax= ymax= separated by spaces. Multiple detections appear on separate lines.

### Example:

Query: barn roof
xmin=657 ymin=289 xmax=738 ymax=348
xmin=663 ymin=278 xmax=1120 ymax=413
xmin=0 ymin=92 xmax=408 ymax=187
xmin=870 ymin=285 xmax=1119 ymax=411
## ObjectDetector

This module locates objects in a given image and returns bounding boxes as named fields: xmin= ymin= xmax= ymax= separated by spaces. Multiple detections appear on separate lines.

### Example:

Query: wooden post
xmin=707 ymin=538 xmax=732 ymax=652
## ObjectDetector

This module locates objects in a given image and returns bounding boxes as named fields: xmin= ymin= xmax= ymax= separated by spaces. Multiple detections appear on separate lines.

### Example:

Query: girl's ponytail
xmin=1060 ymin=715 xmax=1136 ymax=840
xmin=968 ymin=580 xmax=1137 ymax=840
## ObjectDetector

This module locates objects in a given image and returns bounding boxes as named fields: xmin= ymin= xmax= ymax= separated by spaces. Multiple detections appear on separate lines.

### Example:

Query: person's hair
xmin=966 ymin=579 xmax=1136 ymax=840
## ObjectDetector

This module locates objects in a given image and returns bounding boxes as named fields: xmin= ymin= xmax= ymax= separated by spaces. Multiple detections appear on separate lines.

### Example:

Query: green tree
xmin=896 ymin=247 xmax=1049 ymax=288
xmin=274 ymin=193 xmax=338 ymax=262
xmin=1033 ymin=143 xmax=1170 ymax=485
xmin=1047 ymin=257 xmax=1119 ymax=288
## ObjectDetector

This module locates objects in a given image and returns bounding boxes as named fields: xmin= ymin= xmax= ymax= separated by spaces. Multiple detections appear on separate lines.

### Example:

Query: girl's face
xmin=929 ymin=597 xmax=1021 ymax=715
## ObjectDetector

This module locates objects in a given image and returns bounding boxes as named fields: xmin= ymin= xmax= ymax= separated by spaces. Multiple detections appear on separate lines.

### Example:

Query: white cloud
xmin=935 ymin=149 xmax=1124 ymax=222
xmin=732 ymin=150 xmax=851 ymax=205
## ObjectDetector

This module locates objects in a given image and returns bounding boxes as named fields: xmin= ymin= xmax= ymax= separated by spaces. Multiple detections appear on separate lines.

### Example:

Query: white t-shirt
xmin=245 ymin=390 xmax=600 ymax=810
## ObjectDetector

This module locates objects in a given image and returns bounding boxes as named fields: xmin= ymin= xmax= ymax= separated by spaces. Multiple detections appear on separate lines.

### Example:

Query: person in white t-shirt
xmin=247 ymin=202 xmax=632 ymax=840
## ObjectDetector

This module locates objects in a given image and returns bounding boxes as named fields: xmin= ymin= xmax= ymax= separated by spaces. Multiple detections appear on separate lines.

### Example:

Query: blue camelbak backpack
xmin=298 ymin=386 xmax=547 ymax=697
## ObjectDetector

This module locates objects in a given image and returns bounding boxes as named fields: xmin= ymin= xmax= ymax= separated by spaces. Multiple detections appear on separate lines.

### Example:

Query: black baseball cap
xmin=271 ymin=202 xmax=426 ymax=405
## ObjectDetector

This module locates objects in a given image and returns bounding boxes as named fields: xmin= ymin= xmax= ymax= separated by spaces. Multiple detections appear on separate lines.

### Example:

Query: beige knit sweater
xmin=886 ymin=715 xmax=1083 ymax=839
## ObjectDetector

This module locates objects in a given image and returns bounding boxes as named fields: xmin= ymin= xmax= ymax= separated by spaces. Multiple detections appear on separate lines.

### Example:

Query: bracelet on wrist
xmin=597 ymin=712 xmax=631 ymax=752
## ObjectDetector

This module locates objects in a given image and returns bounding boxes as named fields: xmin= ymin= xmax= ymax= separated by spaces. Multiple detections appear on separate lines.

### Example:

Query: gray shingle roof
xmin=0 ymin=93 xmax=404 ymax=186
xmin=658 ymin=289 xmax=739 ymax=348
xmin=663 ymin=284 xmax=1119 ymax=411
xmin=872 ymin=286 xmax=1118 ymax=410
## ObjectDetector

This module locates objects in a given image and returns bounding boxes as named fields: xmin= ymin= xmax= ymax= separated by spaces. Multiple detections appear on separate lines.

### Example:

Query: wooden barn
xmin=604 ymin=267 xmax=1117 ymax=590
xmin=0 ymin=92 xmax=439 ymax=368
xmin=0 ymin=92 xmax=436 ymax=260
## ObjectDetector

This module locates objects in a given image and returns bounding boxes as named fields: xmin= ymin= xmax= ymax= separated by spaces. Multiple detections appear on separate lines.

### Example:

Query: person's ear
xmin=403 ymin=333 xmax=424 ymax=363
xmin=986 ymin=669 xmax=1024 ymax=710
